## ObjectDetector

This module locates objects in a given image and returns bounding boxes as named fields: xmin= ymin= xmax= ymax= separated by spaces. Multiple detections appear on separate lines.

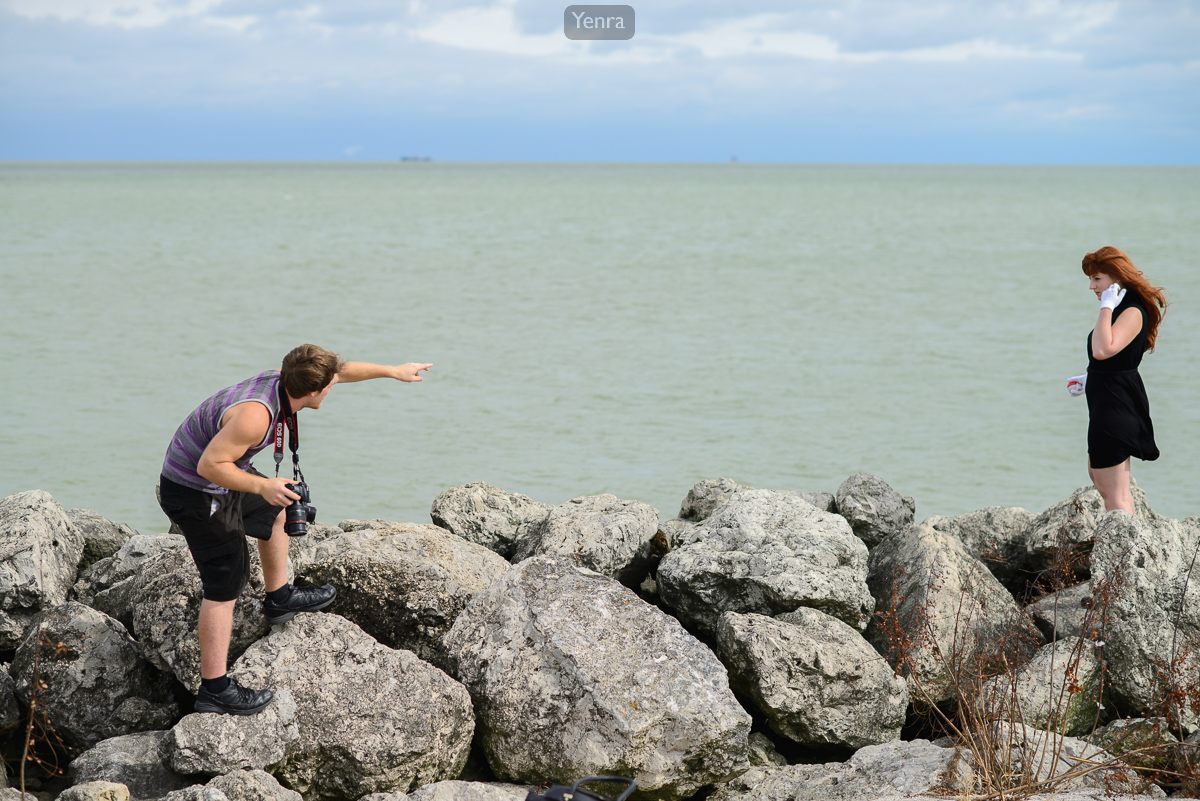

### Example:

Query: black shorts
xmin=158 ymin=470 xmax=282 ymax=602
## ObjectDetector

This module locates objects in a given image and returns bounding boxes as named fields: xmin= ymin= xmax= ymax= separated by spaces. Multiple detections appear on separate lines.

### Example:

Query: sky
xmin=0 ymin=0 xmax=1198 ymax=162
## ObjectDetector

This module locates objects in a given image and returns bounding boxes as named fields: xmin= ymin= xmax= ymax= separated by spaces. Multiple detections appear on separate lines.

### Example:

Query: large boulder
xmin=978 ymin=638 xmax=1103 ymax=736
xmin=865 ymin=523 xmax=1041 ymax=704
xmin=923 ymin=506 xmax=1036 ymax=587
xmin=290 ymin=524 xmax=510 ymax=670
xmin=0 ymin=665 xmax=19 ymax=730
xmin=708 ymin=739 xmax=975 ymax=801
xmin=1022 ymin=483 xmax=1154 ymax=581
xmin=1026 ymin=581 xmax=1092 ymax=643
xmin=407 ymin=782 xmax=529 ymax=801
xmin=714 ymin=609 xmax=907 ymax=749
xmin=990 ymin=721 xmax=1140 ymax=790
xmin=679 ymin=478 xmax=745 ymax=522
xmin=510 ymin=495 xmax=659 ymax=589
xmin=68 ymin=731 xmax=193 ymax=800
xmin=231 ymin=613 xmax=474 ymax=800
xmin=57 ymin=782 xmax=130 ymax=801
xmin=67 ymin=509 xmax=137 ymax=572
xmin=1090 ymin=512 xmax=1200 ymax=732
xmin=71 ymin=533 xmax=186 ymax=631
xmin=129 ymin=544 xmax=272 ymax=691
xmin=834 ymin=473 xmax=914 ymax=549
xmin=657 ymin=490 xmax=873 ymax=635
xmin=429 ymin=482 xmax=551 ymax=559
xmin=0 ymin=490 xmax=86 ymax=649
xmin=11 ymin=602 xmax=177 ymax=757
xmin=443 ymin=556 xmax=751 ymax=801
xmin=208 ymin=770 xmax=302 ymax=801
xmin=162 ymin=690 xmax=300 ymax=776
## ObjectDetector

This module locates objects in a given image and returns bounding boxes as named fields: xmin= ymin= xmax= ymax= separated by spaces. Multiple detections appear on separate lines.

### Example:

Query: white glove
xmin=1067 ymin=374 xmax=1087 ymax=397
xmin=1099 ymin=283 xmax=1126 ymax=311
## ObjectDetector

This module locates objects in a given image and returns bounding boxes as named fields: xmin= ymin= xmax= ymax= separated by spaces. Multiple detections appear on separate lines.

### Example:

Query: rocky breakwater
xmin=0 ymin=473 xmax=1195 ymax=801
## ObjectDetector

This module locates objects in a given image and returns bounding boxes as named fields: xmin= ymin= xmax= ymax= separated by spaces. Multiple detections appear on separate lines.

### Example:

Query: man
xmin=158 ymin=344 xmax=432 ymax=715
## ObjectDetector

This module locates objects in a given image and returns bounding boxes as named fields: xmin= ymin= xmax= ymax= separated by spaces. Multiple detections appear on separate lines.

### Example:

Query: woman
xmin=1066 ymin=246 xmax=1167 ymax=515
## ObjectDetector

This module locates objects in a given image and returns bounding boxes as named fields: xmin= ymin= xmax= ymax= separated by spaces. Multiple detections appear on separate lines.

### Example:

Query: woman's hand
xmin=1099 ymin=283 xmax=1126 ymax=311
xmin=1067 ymin=375 xmax=1087 ymax=396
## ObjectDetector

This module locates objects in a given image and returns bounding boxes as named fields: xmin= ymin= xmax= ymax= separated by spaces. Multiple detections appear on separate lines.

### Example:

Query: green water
xmin=1 ymin=162 xmax=1197 ymax=533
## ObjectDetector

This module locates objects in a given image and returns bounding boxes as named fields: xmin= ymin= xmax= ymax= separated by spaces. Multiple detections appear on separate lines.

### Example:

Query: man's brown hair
xmin=281 ymin=344 xmax=344 ymax=397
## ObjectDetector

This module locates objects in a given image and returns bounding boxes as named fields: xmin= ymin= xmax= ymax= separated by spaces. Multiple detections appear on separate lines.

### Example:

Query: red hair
xmin=1082 ymin=247 xmax=1168 ymax=353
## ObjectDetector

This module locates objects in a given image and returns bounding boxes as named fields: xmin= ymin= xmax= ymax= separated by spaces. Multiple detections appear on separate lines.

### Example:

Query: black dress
xmin=1085 ymin=292 xmax=1160 ymax=469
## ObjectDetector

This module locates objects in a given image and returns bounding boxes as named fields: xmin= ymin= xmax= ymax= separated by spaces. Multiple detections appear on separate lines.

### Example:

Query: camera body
xmin=284 ymin=481 xmax=317 ymax=536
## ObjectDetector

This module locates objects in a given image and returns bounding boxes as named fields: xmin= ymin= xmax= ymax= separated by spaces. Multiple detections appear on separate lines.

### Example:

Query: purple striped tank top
xmin=161 ymin=370 xmax=282 ymax=494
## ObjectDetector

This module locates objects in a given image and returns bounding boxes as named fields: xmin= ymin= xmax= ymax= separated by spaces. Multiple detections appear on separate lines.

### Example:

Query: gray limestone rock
xmin=0 ymin=490 xmax=86 ymax=650
xmin=708 ymin=739 xmax=975 ymax=801
xmin=231 ymin=613 xmax=474 ymax=800
xmin=429 ymin=482 xmax=551 ymax=559
xmin=207 ymin=770 xmax=302 ymax=801
xmin=1026 ymin=582 xmax=1093 ymax=643
xmin=679 ymin=478 xmax=746 ymax=522
xmin=357 ymin=794 xmax=409 ymax=801
xmin=129 ymin=545 xmax=271 ymax=692
xmin=1091 ymin=718 xmax=1178 ymax=772
xmin=338 ymin=520 xmax=400 ymax=532
xmin=924 ymin=505 xmax=1037 ymax=586
xmin=11 ymin=602 xmax=178 ymax=757
xmin=746 ymin=733 xmax=787 ymax=768
xmin=865 ymin=523 xmax=1042 ymax=704
xmin=1022 ymin=483 xmax=1155 ymax=579
xmin=443 ymin=556 xmax=751 ymax=801
xmin=407 ymin=783 xmax=529 ymax=801
xmin=715 ymin=609 xmax=908 ymax=749
xmin=290 ymin=524 xmax=510 ymax=670
xmin=657 ymin=490 xmax=874 ymax=635
xmin=68 ymin=731 xmax=193 ymax=800
xmin=159 ymin=787 xmax=230 ymax=801
xmin=834 ymin=473 xmax=915 ymax=549
xmin=70 ymin=533 xmax=186 ymax=631
xmin=56 ymin=782 xmax=130 ymax=801
xmin=510 ymin=494 xmax=660 ymax=589
xmin=991 ymin=721 xmax=1140 ymax=790
xmin=67 ymin=510 xmax=137 ymax=572
xmin=1090 ymin=511 xmax=1200 ymax=732
xmin=978 ymin=638 xmax=1103 ymax=736
xmin=0 ymin=665 xmax=19 ymax=730
xmin=162 ymin=690 xmax=299 ymax=776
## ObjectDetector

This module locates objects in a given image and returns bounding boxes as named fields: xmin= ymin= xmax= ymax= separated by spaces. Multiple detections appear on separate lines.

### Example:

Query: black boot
xmin=262 ymin=583 xmax=337 ymax=625
xmin=194 ymin=677 xmax=274 ymax=715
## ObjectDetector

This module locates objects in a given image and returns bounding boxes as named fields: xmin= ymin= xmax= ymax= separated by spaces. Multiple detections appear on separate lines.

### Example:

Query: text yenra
xmin=571 ymin=11 xmax=626 ymax=29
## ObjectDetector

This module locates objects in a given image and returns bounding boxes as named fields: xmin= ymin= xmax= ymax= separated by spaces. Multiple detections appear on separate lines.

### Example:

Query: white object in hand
xmin=1099 ymin=283 xmax=1126 ymax=310
xmin=1067 ymin=374 xmax=1087 ymax=396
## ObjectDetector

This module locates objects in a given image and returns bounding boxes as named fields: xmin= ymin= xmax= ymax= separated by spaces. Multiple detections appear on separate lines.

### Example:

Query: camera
xmin=284 ymin=481 xmax=316 ymax=536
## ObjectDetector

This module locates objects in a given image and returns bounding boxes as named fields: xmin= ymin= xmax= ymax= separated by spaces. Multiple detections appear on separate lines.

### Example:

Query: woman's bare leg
xmin=1089 ymin=456 xmax=1134 ymax=514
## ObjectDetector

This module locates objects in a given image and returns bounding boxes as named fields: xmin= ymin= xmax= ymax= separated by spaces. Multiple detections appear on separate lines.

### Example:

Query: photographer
xmin=158 ymin=344 xmax=432 ymax=715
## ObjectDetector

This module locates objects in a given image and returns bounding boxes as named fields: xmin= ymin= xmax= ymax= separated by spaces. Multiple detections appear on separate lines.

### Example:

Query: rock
xmin=1022 ymin=483 xmax=1155 ymax=582
xmin=11 ymin=602 xmax=178 ymax=757
xmin=991 ymin=721 xmax=1139 ymax=790
xmin=1091 ymin=718 xmax=1178 ymax=771
xmin=924 ymin=506 xmax=1036 ymax=587
xmin=231 ymin=613 xmax=474 ymax=800
xmin=1090 ymin=512 xmax=1200 ymax=732
xmin=429 ymin=482 xmax=551 ymax=559
xmin=865 ymin=523 xmax=1041 ymax=704
xmin=0 ymin=664 xmax=19 ymax=730
xmin=162 ymin=690 xmax=299 ymax=776
xmin=790 ymin=491 xmax=837 ymax=514
xmin=338 ymin=520 xmax=400 ymax=532
xmin=655 ymin=519 xmax=696 ymax=550
xmin=510 ymin=495 xmax=659 ymax=589
xmin=207 ymin=770 xmax=302 ymax=801
xmin=834 ymin=473 xmax=915 ymax=549
xmin=68 ymin=731 xmax=193 ymax=800
xmin=1026 ymin=581 xmax=1093 ymax=642
xmin=56 ymin=782 xmax=130 ymax=801
xmin=71 ymin=533 xmax=186 ymax=631
xmin=679 ymin=478 xmax=745 ymax=522
xmin=67 ymin=510 xmax=137 ymax=573
xmin=0 ymin=490 xmax=86 ymax=650
xmin=290 ymin=524 xmax=510 ymax=670
xmin=658 ymin=490 xmax=874 ymax=635
xmin=129 ymin=545 xmax=271 ymax=691
xmin=357 ymin=794 xmax=409 ymax=801
xmin=746 ymin=732 xmax=787 ymax=768
xmin=160 ymin=787 xmax=230 ymax=801
xmin=978 ymin=638 xmax=1103 ymax=736
xmin=407 ymin=782 xmax=529 ymax=801
xmin=708 ymin=739 xmax=975 ymax=801
xmin=714 ymin=609 xmax=907 ymax=749
xmin=443 ymin=556 xmax=751 ymax=801
xmin=286 ymin=522 xmax=342 ymax=563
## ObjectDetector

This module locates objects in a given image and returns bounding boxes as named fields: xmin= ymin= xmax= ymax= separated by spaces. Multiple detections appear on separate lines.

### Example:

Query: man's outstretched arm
xmin=336 ymin=362 xmax=432 ymax=383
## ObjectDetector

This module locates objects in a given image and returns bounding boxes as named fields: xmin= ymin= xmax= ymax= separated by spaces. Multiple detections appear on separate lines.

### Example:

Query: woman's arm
xmin=1091 ymin=308 xmax=1143 ymax=360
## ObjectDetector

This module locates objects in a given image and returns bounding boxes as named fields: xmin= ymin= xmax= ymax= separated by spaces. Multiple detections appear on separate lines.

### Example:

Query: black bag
xmin=524 ymin=776 xmax=636 ymax=801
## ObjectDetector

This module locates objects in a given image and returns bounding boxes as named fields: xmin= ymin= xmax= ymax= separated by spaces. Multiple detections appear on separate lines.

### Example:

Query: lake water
xmin=1 ymin=162 xmax=1197 ymax=533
